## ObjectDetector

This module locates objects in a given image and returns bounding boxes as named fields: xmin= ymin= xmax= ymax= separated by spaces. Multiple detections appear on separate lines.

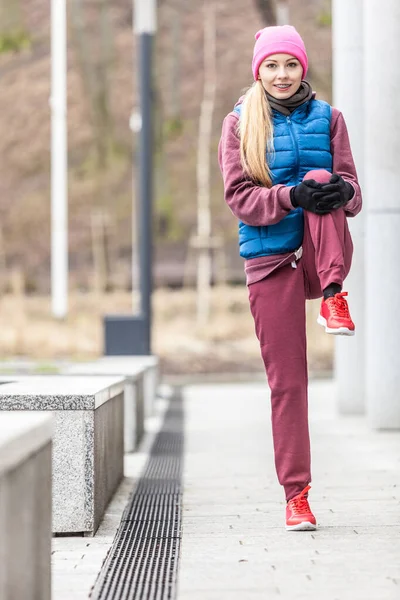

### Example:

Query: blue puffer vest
xmin=234 ymin=99 xmax=333 ymax=259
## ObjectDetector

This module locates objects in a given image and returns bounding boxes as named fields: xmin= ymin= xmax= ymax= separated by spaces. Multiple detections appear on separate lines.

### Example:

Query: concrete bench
xmin=63 ymin=361 xmax=145 ymax=452
xmin=100 ymin=356 xmax=160 ymax=418
xmin=0 ymin=412 xmax=53 ymax=600
xmin=0 ymin=375 xmax=124 ymax=536
xmin=65 ymin=354 xmax=159 ymax=419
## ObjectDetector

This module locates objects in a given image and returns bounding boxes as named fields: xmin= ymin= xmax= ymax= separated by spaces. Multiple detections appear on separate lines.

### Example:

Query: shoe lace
xmin=288 ymin=485 xmax=311 ymax=515
xmin=326 ymin=292 xmax=350 ymax=318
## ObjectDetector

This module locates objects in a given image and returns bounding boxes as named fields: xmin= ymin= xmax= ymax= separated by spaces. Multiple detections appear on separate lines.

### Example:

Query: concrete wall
xmin=0 ymin=415 xmax=52 ymax=600
xmin=364 ymin=0 xmax=400 ymax=429
xmin=332 ymin=0 xmax=365 ymax=415
xmin=52 ymin=392 xmax=124 ymax=535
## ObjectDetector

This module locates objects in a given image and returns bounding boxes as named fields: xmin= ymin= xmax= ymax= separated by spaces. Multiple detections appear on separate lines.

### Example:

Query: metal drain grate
xmin=91 ymin=388 xmax=184 ymax=600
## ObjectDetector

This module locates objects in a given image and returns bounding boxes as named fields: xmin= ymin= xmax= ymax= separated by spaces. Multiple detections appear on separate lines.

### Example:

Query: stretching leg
xmin=302 ymin=208 xmax=354 ymax=299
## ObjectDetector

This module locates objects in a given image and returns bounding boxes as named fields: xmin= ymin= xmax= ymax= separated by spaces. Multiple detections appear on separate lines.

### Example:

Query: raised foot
xmin=318 ymin=292 xmax=355 ymax=336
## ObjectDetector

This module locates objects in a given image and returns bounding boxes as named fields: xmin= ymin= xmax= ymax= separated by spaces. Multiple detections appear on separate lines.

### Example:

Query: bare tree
xmin=254 ymin=0 xmax=277 ymax=25
xmin=95 ymin=0 xmax=114 ymax=170
xmin=90 ymin=210 xmax=108 ymax=294
xmin=70 ymin=0 xmax=115 ymax=291
xmin=0 ymin=0 xmax=22 ymax=33
xmin=167 ymin=1 xmax=182 ymax=121
xmin=195 ymin=0 xmax=217 ymax=326
xmin=276 ymin=0 xmax=290 ymax=25
xmin=70 ymin=0 xmax=114 ymax=171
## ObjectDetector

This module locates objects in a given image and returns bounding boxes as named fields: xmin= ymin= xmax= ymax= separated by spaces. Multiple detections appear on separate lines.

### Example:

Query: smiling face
xmin=258 ymin=53 xmax=303 ymax=99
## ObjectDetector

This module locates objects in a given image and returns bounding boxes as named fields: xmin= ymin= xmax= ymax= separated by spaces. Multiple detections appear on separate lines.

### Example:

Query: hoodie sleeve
xmin=218 ymin=113 xmax=294 ymax=226
xmin=330 ymin=108 xmax=362 ymax=217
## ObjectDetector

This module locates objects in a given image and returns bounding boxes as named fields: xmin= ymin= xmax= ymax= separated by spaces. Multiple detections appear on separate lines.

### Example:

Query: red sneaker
xmin=286 ymin=485 xmax=317 ymax=531
xmin=317 ymin=292 xmax=355 ymax=336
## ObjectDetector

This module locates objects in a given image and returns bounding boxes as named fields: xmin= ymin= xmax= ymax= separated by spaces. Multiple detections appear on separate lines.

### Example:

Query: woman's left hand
xmin=320 ymin=174 xmax=354 ymax=209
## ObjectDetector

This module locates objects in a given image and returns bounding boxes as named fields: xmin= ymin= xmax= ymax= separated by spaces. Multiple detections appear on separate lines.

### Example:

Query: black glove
xmin=327 ymin=174 xmax=354 ymax=207
xmin=290 ymin=179 xmax=343 ymax=215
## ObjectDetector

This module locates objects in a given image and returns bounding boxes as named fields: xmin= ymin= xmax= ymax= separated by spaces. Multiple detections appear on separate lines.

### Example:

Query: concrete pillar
xmin=332 ymin=0 xmax=365 ymax=414
xmin=364 ymin=1 xmax=400 ymax=429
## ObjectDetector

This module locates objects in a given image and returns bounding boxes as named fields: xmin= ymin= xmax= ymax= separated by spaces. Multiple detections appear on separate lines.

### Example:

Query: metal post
xmin=332 ymin=0 xmax=365 ymax=414
xmin=136 ymin=31 xmax=153 ymax=352
xmin=103 ymin=0 xmax=156 ymax=355
xmin=51 ymin=0 xmax=68 ymax=318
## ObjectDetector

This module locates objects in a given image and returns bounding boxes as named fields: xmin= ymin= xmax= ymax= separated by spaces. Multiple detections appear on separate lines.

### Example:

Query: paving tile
xmin=177 ymin=381 xmax=400 ymax=600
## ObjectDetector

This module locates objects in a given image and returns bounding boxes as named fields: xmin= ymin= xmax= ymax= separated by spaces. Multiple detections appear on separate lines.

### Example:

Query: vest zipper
xmin=286 ymin=116 xmax=300 ymax=183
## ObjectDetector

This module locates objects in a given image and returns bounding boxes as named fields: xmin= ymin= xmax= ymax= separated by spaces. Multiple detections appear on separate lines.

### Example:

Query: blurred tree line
xmin=0 ymin=0 xmax=332 ymax=295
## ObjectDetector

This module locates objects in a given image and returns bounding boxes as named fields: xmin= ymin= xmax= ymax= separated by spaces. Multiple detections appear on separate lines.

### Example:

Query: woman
xmin=218 ymin=25 xmax=362 ymax=531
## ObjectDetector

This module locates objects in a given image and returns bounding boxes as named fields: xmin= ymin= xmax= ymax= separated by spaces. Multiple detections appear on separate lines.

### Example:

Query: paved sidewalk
xmin=177 ymin=380 xmax=400 ymax=600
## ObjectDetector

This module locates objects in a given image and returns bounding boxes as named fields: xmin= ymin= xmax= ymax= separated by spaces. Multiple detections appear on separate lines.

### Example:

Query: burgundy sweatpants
xmin=247 ymin=208 xmax=353 ymax=501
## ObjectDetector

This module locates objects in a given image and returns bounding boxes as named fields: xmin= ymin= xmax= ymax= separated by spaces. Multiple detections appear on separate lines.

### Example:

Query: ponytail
xmin=238 ymin=80 xmax=274 ymax=188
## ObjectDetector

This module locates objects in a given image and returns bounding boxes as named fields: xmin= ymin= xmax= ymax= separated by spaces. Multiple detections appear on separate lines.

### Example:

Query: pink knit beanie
xmin=252 ymin=25 xmax=308 ymax=81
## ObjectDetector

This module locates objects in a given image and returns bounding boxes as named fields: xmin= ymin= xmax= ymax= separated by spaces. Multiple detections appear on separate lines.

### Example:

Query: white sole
xmin=317 ymin=315 xmax=355 ymax=336
xmin=286 ymin=521 xmax=317 ymax=532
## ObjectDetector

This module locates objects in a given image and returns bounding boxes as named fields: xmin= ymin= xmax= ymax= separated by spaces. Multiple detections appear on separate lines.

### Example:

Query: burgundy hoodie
xmin=218 ymin=100 xmax=362 ymax=285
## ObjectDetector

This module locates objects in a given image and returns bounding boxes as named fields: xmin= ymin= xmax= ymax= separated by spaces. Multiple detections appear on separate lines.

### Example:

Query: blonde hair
xmin=238 ymin=80 xmax=274 ymax=187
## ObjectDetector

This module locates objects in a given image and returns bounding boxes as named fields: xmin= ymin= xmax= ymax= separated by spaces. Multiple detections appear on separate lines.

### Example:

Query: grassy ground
xmin=0 ymin=287 xmax=333 ymax=376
